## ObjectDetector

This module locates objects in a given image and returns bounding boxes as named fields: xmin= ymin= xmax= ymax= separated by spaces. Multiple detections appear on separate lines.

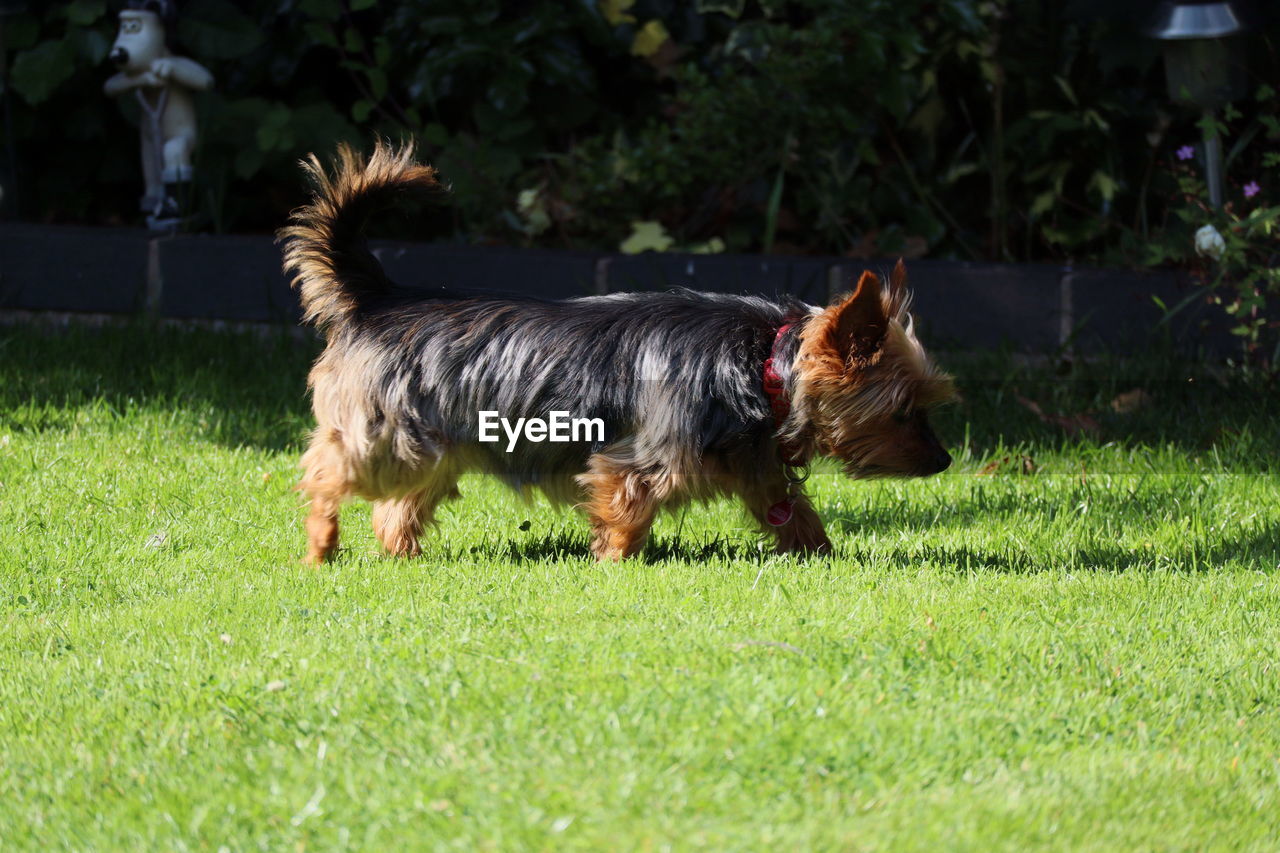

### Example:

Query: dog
xmin=279 ymin=142 xmax=954 ymax=563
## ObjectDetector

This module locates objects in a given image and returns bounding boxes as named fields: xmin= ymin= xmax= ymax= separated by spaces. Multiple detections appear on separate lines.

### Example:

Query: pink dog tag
xmin=766 ymin=499 xmax=794 ymax=527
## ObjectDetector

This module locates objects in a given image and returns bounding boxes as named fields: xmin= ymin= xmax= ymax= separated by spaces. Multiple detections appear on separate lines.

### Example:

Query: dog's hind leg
xmin=299 ymin=430 xmax=353 ymax=564
xmin=372 ymin=493 xmax=427 ymax=557
xmin=579 ymin=460 xmax=662 ymax=561
xmin=371 ymin=474 xmax=460 ymax=558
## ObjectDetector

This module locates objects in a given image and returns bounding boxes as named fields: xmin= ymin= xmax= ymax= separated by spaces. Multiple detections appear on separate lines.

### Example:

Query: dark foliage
xmin=0 ymin=0 xmax=1276 ymax=267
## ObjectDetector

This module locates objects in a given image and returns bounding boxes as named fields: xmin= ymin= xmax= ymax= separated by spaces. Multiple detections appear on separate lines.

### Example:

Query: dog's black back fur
xmin=334 ymin=287 xmax=808 ymax=485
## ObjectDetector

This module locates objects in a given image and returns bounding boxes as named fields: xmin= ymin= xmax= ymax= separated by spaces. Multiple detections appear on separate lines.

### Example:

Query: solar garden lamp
xmin=1145 ymin=1 xmax=1252 ymax=208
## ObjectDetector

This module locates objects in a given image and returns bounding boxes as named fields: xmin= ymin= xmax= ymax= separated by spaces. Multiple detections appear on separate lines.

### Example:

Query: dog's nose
xmin=109 ymin=46 xmax=128 ymax=66
xmin=924 ymin=449 xmax=951 ymax=475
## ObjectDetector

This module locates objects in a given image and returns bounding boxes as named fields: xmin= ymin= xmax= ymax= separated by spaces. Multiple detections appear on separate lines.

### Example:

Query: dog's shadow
xmin=461 ymin=529 xmax=768 ymax=563
xmin=446 ymin=484 xmax=1280 ymax=571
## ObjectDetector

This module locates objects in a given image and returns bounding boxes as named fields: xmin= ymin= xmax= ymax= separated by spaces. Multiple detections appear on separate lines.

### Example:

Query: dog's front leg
xmin=742 ymin=487 xmax=832 ymax=556
xmin=768 ymin=494 xmax=832 ymax=555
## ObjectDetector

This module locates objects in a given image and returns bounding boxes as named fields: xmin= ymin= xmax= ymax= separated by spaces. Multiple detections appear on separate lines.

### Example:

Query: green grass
xmin=1 ymin=323 xmax=1278 ymax=850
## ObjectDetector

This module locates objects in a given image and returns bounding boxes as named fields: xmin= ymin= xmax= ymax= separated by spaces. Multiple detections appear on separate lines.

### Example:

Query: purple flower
xmin=1243 ymin=181 xmax=1260 ymax=199
xmin=1177 ymin=145 xmax=1196 ymax=161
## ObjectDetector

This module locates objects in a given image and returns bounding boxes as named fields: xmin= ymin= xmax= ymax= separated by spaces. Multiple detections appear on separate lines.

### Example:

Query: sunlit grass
xmin=1 ymin=324 xmax=1277 ymax=849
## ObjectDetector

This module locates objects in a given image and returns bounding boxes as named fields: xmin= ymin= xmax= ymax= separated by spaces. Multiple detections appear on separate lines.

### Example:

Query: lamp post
xmin=1145 ymin=1 xmax=1252 ymax=209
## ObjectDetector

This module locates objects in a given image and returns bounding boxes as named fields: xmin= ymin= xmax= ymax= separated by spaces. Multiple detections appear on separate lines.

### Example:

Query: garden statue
xmin=103 ymin=0 xmax=212 ymax=229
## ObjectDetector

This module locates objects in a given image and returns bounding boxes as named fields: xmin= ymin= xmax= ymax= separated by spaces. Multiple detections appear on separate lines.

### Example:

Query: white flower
xmin=1194 ymin=224 xmax=1226 ymax=261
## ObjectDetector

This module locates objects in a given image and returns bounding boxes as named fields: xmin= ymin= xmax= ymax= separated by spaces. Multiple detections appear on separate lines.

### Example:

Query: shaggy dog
xmin=279 ymin=143 xmax=954 ymax=563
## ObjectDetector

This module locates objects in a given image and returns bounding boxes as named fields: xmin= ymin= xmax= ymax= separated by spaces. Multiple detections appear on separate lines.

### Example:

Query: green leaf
xmin=1089 ymin=171 xmax=1118 ymax=202
xmin=256 ymin=124 xmax=280 ymax=151
xmin=178 ymin=0 xmax=265 ymax=60
xmin=908 ymin=95 xmax=945 ymax=141
xmin=423 ymin=123 xmax=449 ymax=146
xmin=255 ymin=104 xmax=294 ymax=151
xmin=1054 ymin=75 xmax=1077 ymax=106
xmin=943 ymin=163 xmax=979 ymax=185
xmin=299 ymin=0 xmax=342 ymax=18
xmin=858 ymin=138 xmax=880 ymax=167
xmin=695 ymin=0 xmax=745 ymax=17
xmin=598 ymin=0 xmax=637 ymax=26
xmin=472 ymin=102 xmax=503 ymax=135
xmin=620 ymin=221 xmax=673 ymax=254
xmin=630 ymin=20 xmax=670 ymax=57
xmin=10 ymin=40 xmax=77 ymax=105
xmin=263 ymin=104 xmax=291 ymax=129
xmin=1082 ymin=110 xmax=1109 ymax=132
xmin=303 ymin=23 xmax=339 ymax=49
xmin=352 ymin=99 xmax=374 ymax=123
xmin=1196 ymin=112 xmax=1227 ymax=137
xmin=1041 ymin=225 xmax=1069 ymax=245
xmin=64 ymin=0 xmax=106 ymax=26
xmin=289 ymin=102 xmax=357 ymax=147
xmin=234 ymin=146 xmax=264 ymax=179
xmin=366 ymin=67 xmax=388 ymax=101
xmin=1030 ymin=191 xmax=1056 ymax=218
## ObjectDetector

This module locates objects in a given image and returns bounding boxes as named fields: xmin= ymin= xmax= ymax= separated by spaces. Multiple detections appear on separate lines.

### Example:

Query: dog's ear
xmin=831 ymin=270 xmax=886 ymax=360
xmin=885 ymin=257 xmax=910 ymax=315
xmin=889 ymin=258 xmax=907 ymax=299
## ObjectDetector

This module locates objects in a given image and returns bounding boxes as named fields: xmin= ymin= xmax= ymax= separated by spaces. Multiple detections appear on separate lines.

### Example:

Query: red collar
xmin=762 ymin=322 xmax=805 ymax=466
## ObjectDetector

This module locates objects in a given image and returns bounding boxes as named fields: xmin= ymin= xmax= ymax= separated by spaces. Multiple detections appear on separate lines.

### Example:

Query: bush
xmin=1 ymin=0 xmax=1276 ymax=271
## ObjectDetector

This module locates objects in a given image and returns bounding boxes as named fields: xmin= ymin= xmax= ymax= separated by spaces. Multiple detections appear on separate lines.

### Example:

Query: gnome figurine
xmin=103 ymin=0 xmax=212 ymax=229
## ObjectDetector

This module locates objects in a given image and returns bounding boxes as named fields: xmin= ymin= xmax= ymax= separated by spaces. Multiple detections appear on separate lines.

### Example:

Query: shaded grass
xmin=1 ymin=323 xmax=1278 ymax=849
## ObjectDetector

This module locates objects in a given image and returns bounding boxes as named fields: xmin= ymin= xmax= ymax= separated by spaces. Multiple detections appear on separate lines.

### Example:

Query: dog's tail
xmin=278 ymin=141 xmax=441 ymax=331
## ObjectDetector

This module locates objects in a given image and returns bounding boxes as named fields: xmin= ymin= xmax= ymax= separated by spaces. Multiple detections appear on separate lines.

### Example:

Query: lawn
xmin=1 ymin=323 xmax=1278 ymax=850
